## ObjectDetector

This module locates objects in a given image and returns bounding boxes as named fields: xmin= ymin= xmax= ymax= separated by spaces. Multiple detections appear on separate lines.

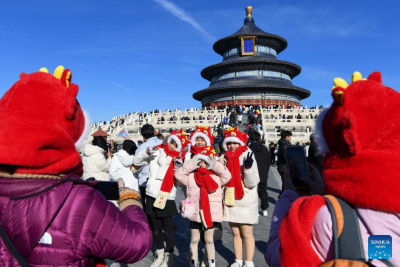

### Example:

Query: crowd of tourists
xmin=81 ymin=123 xmax=268 ymax=267
xmin=0 ymin=67 xmax=398 ymax=267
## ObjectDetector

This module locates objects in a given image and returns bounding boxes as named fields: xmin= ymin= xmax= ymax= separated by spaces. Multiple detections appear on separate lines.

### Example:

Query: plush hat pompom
xmin=319 ymin=71 xmax=400 ymax=213
xmin=222 ymin=126 xmax=248 ymax=150
xmin=190 ymin=125 xmax=213 ymax=146
xmin=0 ymin=66 xmax=90 ymax=176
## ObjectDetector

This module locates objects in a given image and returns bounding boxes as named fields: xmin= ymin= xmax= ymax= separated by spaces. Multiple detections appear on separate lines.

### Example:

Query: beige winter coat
xmin=133 ymin=148 xmax=177 ymax=200
xmin=220 ymin=147 xmax=260 ymax=224
xmin=175 ymin=159 xmax=231 ymax=223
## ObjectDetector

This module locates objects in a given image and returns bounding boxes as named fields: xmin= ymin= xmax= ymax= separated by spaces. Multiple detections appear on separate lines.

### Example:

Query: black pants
xmin=149 ymin=213 xmax=174 ymax=253
xmin=278 ymin=170 xmax=285 ymax=195
xmin=139 ymin=186 xmax=147 ymax=211
xmin=258 ymin=178 xmax=269 ymax=210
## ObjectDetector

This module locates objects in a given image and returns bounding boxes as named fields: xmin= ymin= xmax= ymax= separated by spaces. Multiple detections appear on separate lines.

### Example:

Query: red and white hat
xmin=193 ymin=146 xmax=218 ymax=162
xmin=316 ymin=71 xmax=400 ymax=213
xmin=167 ymin=129 xmax=189 ymax=152
xmin=0 ymin=66 xmax=90 ymax=176
xmin=222 ymin=126 xmax=248 ymax=150
xmin=190 ymin=125 xmax=213 ymax=146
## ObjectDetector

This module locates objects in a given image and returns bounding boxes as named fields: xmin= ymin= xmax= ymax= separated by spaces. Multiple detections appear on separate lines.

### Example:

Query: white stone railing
xmin=266 ymin=132 xmax=311 ymax=143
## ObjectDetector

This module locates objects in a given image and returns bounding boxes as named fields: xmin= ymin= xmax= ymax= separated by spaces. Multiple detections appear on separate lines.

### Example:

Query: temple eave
xmin=201 ymin=59 xmax=302 ymax=81
xmin=193 ymin=84 xmax=310 ymax=101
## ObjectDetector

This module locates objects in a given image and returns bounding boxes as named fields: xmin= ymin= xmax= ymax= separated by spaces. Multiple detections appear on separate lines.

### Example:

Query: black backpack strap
xmin=10 ymin=178 xmax=97 ymax=200
xmin=324 ymin=195 xmax=367 ymax=262
xmin=0 ymin=222 xmax=31 ymax=267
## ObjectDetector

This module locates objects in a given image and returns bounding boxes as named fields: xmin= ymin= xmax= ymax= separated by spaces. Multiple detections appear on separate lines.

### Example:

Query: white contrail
xmin=153 ymin=0 xmax=216 ymax=44
xmin=151 ymin=77 xmax=177 ymax=86
xmin=98 ymin=60 xmax=117 ymax=67
xmin=106 ymin=80 xmax=133 ymax=94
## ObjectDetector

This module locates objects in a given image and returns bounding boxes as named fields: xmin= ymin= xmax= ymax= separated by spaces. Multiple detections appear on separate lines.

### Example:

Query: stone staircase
xmin=238 ymin=113 xmax=248 ymax=133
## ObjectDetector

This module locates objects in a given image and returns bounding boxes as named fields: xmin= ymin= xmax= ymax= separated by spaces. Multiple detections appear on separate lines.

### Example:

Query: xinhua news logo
xmin=368 ymin=235 xmax=392 ymax=259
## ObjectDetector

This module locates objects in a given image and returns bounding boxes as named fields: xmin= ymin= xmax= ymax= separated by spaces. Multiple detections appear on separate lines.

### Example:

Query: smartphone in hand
xmin=284 ymin=146 xmax=309 ymax=188
xmin=93 ymin=181 xmax=119 ymax=200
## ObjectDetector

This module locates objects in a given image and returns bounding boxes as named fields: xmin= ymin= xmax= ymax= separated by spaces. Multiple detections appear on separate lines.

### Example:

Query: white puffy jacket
xmin=81 ymin=143 xmax=111 ymax=181
xmin=221 ymin=147 xmax=260 ymax=224
xmin=109 ymin=150 xmax=138 ymax=191
xmin=134 ymin=148 xmax=177 ymax=200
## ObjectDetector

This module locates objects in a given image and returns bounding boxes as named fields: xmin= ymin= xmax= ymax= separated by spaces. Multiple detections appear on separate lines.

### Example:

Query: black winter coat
xmin=308 ymin=140 xmax=324 ymax=175
xmin=277 ymin=138 xmax=291 ymax=172
xmin=249 ymin=142 xmax=271 ymax=183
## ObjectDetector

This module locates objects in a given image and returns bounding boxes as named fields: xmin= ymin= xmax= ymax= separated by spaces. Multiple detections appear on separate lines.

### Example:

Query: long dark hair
xmin=92 ymin=136 xmax=107 ymax=151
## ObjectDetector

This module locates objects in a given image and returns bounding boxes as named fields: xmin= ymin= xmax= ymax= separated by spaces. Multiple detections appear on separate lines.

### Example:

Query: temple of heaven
xmin=193 ymin=6 xmax=310 ymax=107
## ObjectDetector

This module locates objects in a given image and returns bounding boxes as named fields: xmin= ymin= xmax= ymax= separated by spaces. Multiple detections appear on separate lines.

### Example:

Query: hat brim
xmin=167 ymin=135 xmax=182 ymax=152
xmin=191 ymin=132 xmax=211 ymax=146
xmin=223 ymin=136 xmax=245 ymax=151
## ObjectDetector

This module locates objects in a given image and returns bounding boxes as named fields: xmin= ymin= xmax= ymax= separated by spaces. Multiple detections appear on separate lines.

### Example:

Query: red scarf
xmin=224 ymin=146 xmax=247 ymax=206
xmin=159 ymin=144 xmax=182 ymax=194
xmin=154 ymin=144 xmax=185 ymax=209
xmin=194 ymin=167 xmax=218 ymax=229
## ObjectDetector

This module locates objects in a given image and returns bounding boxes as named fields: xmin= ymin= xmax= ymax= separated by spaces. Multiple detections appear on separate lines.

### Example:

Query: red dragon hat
xmin=0 ymin=66 xmax=90 ymax=176
xmin=222 ymin=126 xmax=248 ymax=151
xmin=315 ymin=71 xmax=400 ymax=213
xmin=190 ymin=125 xmax=213 ymax=146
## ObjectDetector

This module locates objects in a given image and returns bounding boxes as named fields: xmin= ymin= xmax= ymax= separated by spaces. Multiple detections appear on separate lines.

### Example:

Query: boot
xmin=150 ymin=249 xmax=164 ymax=267
xmin=208 ymin=259 xmax=216 ymax=267
xmin=189 ymin=258 xmax=199 ymax=267
xmin=160 ymin=252 xmax=175 ymax=267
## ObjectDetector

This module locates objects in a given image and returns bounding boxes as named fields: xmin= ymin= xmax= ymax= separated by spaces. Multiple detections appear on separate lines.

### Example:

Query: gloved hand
xmin=244 ymin=152 xmax=254 ymax=169
xmin=173 ymin=157 xmax=183 ymax=169
xmin=191 ymin=155 xmax=201 ymax=169
xmin=204 ymin=156 xmax=217 ymax=170
xmin=146 ymin=146 xmax=159 ymax=156
xmin=118 ymin=179 xmax=142 ymax=210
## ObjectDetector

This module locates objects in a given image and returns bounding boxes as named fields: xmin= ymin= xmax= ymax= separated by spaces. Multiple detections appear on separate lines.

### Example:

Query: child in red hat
xmin=134 ymin=129 xmax=189 ymax=267
xmin=220 ymin=127 xmax=260 ymax=267
xmin=175 ymin=144 xmax=231 ymax=267
xmin=265 ymin=72 xmax=400 ymax=267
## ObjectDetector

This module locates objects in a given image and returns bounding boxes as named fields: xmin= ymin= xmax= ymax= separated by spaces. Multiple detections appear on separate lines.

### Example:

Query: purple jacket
xmin=0 ymin=174 xmax=152 ymax=266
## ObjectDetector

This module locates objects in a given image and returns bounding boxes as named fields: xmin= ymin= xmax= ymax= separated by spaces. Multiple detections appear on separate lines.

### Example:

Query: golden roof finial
xmin=245 ymin=6 xmax=253 ymax=18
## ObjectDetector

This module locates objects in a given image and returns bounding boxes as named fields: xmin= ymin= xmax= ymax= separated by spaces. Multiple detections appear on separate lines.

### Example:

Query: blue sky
xmin=0 ymin=0 xmax=399 ymax=122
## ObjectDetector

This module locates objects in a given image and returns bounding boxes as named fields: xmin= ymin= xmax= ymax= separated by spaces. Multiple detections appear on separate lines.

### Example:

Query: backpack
xmin=320 ymin=196 xmax=394 ymax=267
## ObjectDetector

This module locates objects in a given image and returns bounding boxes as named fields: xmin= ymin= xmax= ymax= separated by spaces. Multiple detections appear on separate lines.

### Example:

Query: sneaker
xmin=208 ymin=259 xmax=216 ymax=267
xmin=230 ymin=260 xmax=243 ymax=267
xmin=160 ymin=252 xmax=175 ymax=267
xmin=150 ymin=249 xmax=164 ymax=267
xmin=262 ymin=210 xmax=268 ymax=217
xmin=243 ymin=261 xmax=255 ymax=267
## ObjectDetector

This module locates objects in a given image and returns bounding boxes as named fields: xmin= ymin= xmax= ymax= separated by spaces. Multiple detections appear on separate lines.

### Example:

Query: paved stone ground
xmin=107 ymin=166 xmax=282 ymax=267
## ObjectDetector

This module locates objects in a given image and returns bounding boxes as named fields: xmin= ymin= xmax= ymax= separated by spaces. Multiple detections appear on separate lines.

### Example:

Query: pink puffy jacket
xmin=175 ymin=160 xmax=231 ymax=223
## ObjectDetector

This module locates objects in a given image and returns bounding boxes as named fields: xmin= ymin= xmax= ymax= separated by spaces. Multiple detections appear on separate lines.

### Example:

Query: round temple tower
xmin=193 ymin=6 xmax=310 ymax=107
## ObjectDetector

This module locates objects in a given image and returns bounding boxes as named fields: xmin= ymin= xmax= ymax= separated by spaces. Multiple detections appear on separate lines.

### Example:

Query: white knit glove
xmin=146 ymin=146 xmax=159 ymax=156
